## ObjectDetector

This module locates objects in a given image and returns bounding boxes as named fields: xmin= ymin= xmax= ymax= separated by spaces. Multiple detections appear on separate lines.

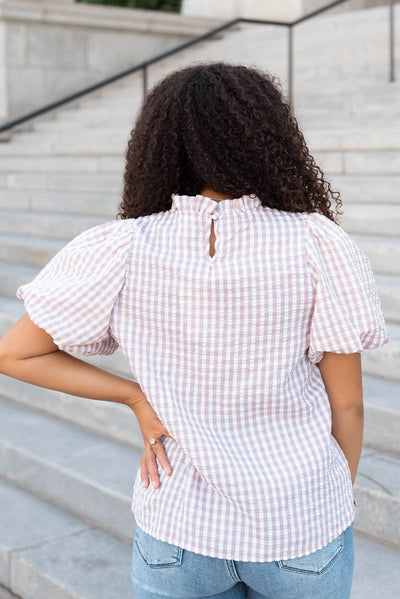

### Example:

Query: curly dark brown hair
xmin=118 ymin=61 xmax=342 ymax=222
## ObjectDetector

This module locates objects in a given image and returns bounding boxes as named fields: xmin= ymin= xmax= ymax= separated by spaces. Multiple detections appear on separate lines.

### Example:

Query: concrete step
xmin=0 ymin=136 xmax=126 ymax=154
xmin=306 ymin=126 xmax=400 ymax=152
xmin=0 ymin=397 xmax=141 ymax=545
xmin=0 ymin=368 xmax=143 ymax=450
xmin=352 ymin=234 xmax=400 ymax=276
xmin=314 ymin=149 xmax=400 ymax=176
xmin=374 ymin=274 xmax=400 ymax=324
xmin=351 ymin=531 xmax=400 ymax=599
xmin=0 ymin=210 xmax=108 ymax=240
xmin=298 ymin=110 xmax=400 ymax=129
xmin=3 ymin=172 xmax=122 ymax=194
xmin=0 ymin=397 xmax=399 ymax=553
xmin=0 ymin=155 xmax=124 ymax=174
xmin=361 ymin=322 xmax=400 ymax=381
xmin=355 ymin=445 xmax=400 ymax=550
xmin=25 ymin=121 xmax=131 ymax=142
xmin=340 ymin=203 xmax=400 ymax=237
xmin=0 ymin=233 xmax=64 ymax=268
xmin=0 ymin=262 xmax=39 ymax=299
xmin=363 ymin=375 xmax=400 ymax=456
xmin=0 ymin=478 xmax=134 ymax=599
xmin=296 ymin=91 xmax=400 ymax=113
xmin=0 ymin=190 xmax=118 ymax=217
xmin=331 ymin=175 xmax=400 ymax=205
xmin=50 ymin=106 xmax=140 ymax=126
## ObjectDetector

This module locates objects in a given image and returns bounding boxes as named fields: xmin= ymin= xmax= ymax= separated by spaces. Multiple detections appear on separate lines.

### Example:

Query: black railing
xmin=0 ymin=0 xmax=396 ymax=133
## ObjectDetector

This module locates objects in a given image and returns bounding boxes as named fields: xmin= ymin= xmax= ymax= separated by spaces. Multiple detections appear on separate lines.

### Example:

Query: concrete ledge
xmin=0 ymin=191 xmax=118 ymax=218
xmin=0 ymin=479 xmax=133 ymax=599
xmin=354 ymin=447 xmax=400 ymax=550
xmin=341 ymin=203 xmax=400 ymax=236
xmin=351 ymin=532 xmax=400 ymax=598
xmin=0 ymin=210 xmax=107 ymax=240
xmin=363 ymin=375 xmax=400 ymax=454
xmin=11 ymin=528 xmax=133 ymax=599
xmin=0 ymin=371 xmax=144 ymax=451
xmin=0 ymin=479 xmax=89 ymax=589
xmin=0 ymin=398 xmax=141 ymax=544
xmin=1 ymin=0 xmax=222 ymax=36
xmin=361 ymin=323 xmax=400 ymax=381
xmin=353 ymin=235 xmax=400 ymax=277
xmin=0 ymin=586 xmax=20 ymax=599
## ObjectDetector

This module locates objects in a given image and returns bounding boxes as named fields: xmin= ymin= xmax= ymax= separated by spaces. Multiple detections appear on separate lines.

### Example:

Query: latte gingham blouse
xmin=16 ymin=193 xmax=389 ymax=562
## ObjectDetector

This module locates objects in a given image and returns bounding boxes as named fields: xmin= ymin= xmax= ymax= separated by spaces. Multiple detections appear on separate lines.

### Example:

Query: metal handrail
xmin=0 ymin=0 xmax=396 ymax=133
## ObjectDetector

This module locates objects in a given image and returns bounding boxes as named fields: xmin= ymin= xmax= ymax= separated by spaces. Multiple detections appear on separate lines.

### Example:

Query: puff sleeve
xmin=16 ymin=220 xmax=135 ymax=356
xmin=304 ymin=212 xmax=389 ymax=364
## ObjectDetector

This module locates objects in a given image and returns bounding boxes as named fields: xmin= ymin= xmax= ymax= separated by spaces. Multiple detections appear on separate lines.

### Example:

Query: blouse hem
xmin=132 ymin=509 xmax=356 ymax=563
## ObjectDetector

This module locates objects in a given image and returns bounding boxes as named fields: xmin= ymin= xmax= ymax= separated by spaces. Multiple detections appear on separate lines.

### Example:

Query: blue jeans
xmin=131 ymin=521 xmax=354 ymax=598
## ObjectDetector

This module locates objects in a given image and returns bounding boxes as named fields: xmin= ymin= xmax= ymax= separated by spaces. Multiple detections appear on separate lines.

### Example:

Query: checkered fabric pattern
xmin=17 ymin=193 xmax=389 ymax=561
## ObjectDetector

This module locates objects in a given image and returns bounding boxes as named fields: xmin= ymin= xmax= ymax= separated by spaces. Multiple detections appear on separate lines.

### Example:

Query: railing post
xmin=389 ymin=0 xmax=396 ymax=82
xmin=143 ymin=65 xmax=148 ymax=100
xmin=288 ymin=24 xmax=294 ymax=108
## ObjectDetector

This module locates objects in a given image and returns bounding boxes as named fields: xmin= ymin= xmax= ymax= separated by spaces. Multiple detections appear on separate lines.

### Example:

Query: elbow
xmin=0 ymin=352 xmax=10 ymax=375
xmin=331 ymin=401 xmax=364 ymax=417
xmin=0 ymin=342 xmax=14 ymax=375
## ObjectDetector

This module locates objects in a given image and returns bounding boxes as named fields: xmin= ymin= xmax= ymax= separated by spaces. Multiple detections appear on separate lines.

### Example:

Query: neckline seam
xmin=171 ymin=193 xmax=261 ymax=214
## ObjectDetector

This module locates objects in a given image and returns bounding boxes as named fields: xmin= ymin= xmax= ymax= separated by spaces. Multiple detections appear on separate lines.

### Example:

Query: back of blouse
xmin=17 ymin=193 xmax=389 ymax=562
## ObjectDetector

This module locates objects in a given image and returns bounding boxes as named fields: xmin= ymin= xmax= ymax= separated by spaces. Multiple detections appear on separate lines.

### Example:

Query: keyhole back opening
xmin=209 ymin=218 xmax=216 ymax=258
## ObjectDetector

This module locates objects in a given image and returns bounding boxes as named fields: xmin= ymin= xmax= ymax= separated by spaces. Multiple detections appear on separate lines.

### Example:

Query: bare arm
xmin=317 ymin=352 xmax=364 ymax=486
xmin=0 ymin=313 xmax=173 ymax=487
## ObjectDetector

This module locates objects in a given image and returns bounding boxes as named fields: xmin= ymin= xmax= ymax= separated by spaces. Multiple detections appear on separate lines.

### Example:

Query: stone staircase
xmin=0 ymin=3 xmax=400 ymax=597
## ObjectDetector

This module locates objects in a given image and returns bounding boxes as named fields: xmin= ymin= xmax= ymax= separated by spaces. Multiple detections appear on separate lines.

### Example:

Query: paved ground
xmin=352 ymin=533 xmax=400 ymax=598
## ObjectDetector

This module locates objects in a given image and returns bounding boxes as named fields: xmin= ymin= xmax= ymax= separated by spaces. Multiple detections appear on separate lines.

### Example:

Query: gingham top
xmin=16 ymin=193 xmax=389 ymax=562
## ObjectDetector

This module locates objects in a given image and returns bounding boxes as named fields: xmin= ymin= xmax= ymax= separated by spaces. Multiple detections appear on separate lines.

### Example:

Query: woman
xmin=0 ymin=62 xmax=388 ymax=598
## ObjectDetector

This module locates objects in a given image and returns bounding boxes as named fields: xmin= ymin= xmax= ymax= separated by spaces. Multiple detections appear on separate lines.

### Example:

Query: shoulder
xmin=64 ymin=219 xmax=136 ymax=254
xmin=302 ymin=212 xmax=344 ymax=239
xmin=301 ymin=212 xmax=357 ymax=254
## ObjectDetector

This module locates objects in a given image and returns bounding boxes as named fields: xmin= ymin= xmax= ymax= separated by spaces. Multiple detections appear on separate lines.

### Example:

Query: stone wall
xmin=182 ymin=0 xmax=393 ymax=20
xmin=0 ymin=0 xmax=221 ymax=125
xmin=181 ymin=0 xmax=303 ymax=21
xmin=303 ymin=0 xmax=390 ymax=15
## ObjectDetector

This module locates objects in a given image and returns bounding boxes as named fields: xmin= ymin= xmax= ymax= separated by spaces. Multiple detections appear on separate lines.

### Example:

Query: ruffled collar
xmin=170 ymin=193 xmax=261 ymax=216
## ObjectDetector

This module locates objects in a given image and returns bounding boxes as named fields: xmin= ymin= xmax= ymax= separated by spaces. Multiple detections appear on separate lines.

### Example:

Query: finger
xmin=151 ymin=442 xmax=172 ymax=476
xmin=166 ymin=433 xmax=176 ymax=442
xmin=140 ymin=456 xmax=150 ymax=488
xmin=146 ymin=447 xmax=161 ymax=489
